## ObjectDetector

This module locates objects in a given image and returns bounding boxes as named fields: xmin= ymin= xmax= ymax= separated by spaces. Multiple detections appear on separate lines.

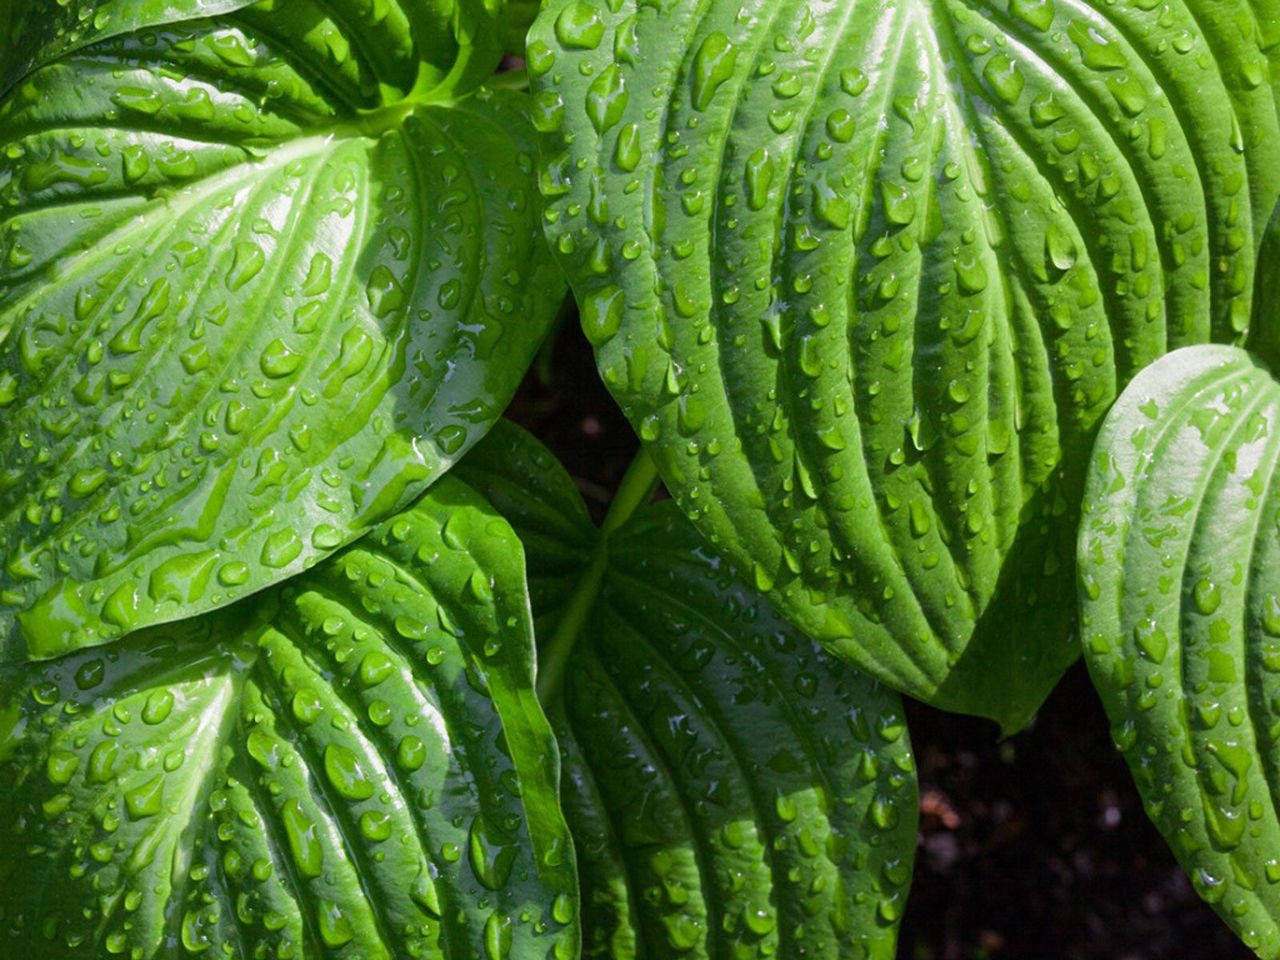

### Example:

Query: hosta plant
xmin=1081 ymin=345 xmax=1280 ymax=958
xmin=0 ymin=0 xmax=1278 ymax=957
xmin=457 ymin=423 xmax=919 ymax=958
xmin=0 ymin=0 xmax=561 ymax=662
xmin=0 ymin=482 xmax=578 ymax=959
xmin=529 ymin=0 xmax=1280 ymax=732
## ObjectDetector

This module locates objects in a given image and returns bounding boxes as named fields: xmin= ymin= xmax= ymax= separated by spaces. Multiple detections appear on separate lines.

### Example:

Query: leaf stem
xmin=536 ymin=446 xmax=661 ymax=704
xmin=486 ymin=68 xmax=532 ymax=93
xmin=601 ymin=445 xmax=661 ymax=536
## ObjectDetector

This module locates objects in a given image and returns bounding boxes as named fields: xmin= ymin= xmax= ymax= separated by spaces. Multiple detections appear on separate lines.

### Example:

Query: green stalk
xmin=535 ymin=447 xmax=661 ymax=704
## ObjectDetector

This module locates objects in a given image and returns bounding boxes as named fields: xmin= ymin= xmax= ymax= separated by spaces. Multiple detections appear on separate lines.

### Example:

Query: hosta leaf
xmin=0 ymin=477 xmax=579 ymax=960
xmin=529 ymin=0 xmax=1280 ymax=730
xmin=0 ymin=1 xmax=562 ymax=663
xmin=457 ymin=423 xmax=919 ymax=959
xmin=1079 ymin=345 xmax=1280 ymax=958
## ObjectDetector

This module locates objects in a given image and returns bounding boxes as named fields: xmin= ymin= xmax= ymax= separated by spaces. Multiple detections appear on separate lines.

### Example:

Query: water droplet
xmin=317 ymin=900 xmax=354 ymax=947
xmin=1133 ymin=618 xmax=1168 ymax=664
xmin=398 ymin=735 xmax=427 ymax=771
xmin=324 ymin=743 xmax=374 ymax=800
xmin=1193 ymin=579 xmax=1221 ymax=615
xmin=260 ymin=339 xmax=301 ymax=379
xmin=881 ymin=181 xmax=915 ymax=226
xmin=359 ymin=810 xmax=393 ymax=842
xmin=555 ymin=2 xmax=605 ymax=49
xmin=1011 ymin=0 xmax=1054 ymax=30
xmin=142 ymin=689 xmax=174 ymax=725
xmin=983 ymin=54 xmax=1025 ymax=104
xmin=470 ymin=814 xmax=518 ymax=891
xmin=125 ymin=774 xmax=164 ymax=820
xmin=261 ymin=529 xmax=302 ymax=569
xmin=1068 ymin=20 xmax=1128 ymax=70
xmin=281 ymin=798 xmax=323 ymax=877
xmin=366 ymin=266 xmax=405 ymax=318
xmin=484 ymin=911 xmax=513 ymax=960
xmin=292 ymin=688 xmax=324 ymax=724
xmin=581 ymin=285 xmax=625 ymax=346
xmin=46 ymin=750 xmax=79 ymax=785
xmin=586 ymin=65 xmax=628 ymax=133
xmin=359 ymin=651 xmax=395 ymax=687
xmin=692 ymin=33 xmax=737 ymax=111
xmin=226 ymin=242 xmax=266 ymax=291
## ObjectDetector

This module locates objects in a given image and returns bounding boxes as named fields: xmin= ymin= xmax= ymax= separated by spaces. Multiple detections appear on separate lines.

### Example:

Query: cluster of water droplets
xmin=529 ymin=0 xmax=1275 ymax=721
xmin=0 ymin=9 xmax=553 ymax=663
xmin=0 ymin=485 xmax=577 ymax=958
xmin=1080 ymin=347 xmax=1280 ymax=956
xmin=526 ymin=492 xmax=919 ymax=958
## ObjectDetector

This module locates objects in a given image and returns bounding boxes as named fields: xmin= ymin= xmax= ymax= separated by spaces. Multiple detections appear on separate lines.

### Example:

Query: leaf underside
xmin=531 ymin=0 xmax=1280 ymax=730
xmin=0 ymin=478 xmax=578 ymax=960
xmin=458 ymin=423 xmax=919 ymax=959
xmin=1080 ymin=345 xmax=1280 ymax=959
xmin=0 ymin=0 xmax=562 ymax=663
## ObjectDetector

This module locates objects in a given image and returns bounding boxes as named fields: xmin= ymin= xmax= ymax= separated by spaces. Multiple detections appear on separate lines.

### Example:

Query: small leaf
xmin=0 ymin=478 xmax=579 ymax=960
xmin=0 ymin=4 xmax=563 ymax=662
xmin=459 ymin=423 xmax=919 ymax=959
xmin=529 ymin=0 xmax=1280 ymax=730
xmin=1080 ymin=344 xmax=1280 ymax=958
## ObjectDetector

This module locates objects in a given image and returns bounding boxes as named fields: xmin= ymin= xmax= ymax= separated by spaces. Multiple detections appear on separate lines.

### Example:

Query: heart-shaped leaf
xmin=529 ymin=0 xmax=1280 ymax=730
xmin=0 ymin=1 xmax=563 ymax=663
xmin=0 ymin=476 xmax=578 ymax=959
xmin=1079 ymin=344 xmax=1280 ymax=957
xmin=458 ymin=424 xmax=919 ymax=959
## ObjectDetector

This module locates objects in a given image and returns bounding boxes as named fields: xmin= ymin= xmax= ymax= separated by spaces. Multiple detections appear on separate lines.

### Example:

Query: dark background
xmin=512 ymin=319 xmax=1252 ymax=960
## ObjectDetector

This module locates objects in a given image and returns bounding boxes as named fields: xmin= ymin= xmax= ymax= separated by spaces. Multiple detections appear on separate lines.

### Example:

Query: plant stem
xmin=486 ymin=68 xmax=531 ymax=93
xmin=536 ymin=446 xmax=661 ymax=704
xmin=601 ymin=446 xmax=661 ymax=536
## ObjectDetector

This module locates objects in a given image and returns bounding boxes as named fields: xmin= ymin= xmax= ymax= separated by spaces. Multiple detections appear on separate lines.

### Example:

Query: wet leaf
xmin=1080 ymin=344 xmax=1280 ymax=958
xmin=0 ymin=1 xmax=562 ymax=663
xmin=529 ymin=0 xmax=1280 ymax=731
xmin=0 ymin=477 xmax=578 ymax=960
xmin=458 ymin=423 xmax=919 ymax=959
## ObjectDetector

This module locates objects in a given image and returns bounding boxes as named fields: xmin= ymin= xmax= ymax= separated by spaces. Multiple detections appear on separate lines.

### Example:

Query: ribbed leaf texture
xmin=0 ymin=477 xmax=578 ymax=960
xmin=1080 ymin=345 xmax=1280 ymax=958
xmin=529 ymin=0 xmax=1280 ymax=731
xmin=0 ymin=0 xmax=563 ymax=663
xmin=457 ymin=423 xmax=919 ymax=959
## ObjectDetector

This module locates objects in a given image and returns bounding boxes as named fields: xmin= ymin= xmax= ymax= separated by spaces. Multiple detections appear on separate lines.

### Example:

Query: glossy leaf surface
xmin=0 ymin=0 xmax=562 ymax=663
xmin=0 ymin=478 xmax=578 ymax=960
xmin=458 ymin=423 xmax=919 ymax=959
xmin=1079 ymin=345 xmax=1280 ymax=958
xmin=530 ymin=0 xmax=1280 ymax=730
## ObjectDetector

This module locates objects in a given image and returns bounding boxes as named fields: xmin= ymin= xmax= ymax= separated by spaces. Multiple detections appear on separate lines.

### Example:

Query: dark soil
xmin=898 ymin=666 xmax=1249 ymax=960
xmin=513 ymin=319 xmax=1251 ymax=960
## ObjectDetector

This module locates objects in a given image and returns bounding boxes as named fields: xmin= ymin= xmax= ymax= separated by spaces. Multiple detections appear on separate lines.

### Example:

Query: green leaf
xmin=529 ymin=0 xmax=1280 ymax=731
xmin=0 ymin=477 xmax=579 ymax=960
xmin=1250 ymin=201 xmax=1280 ymax=368
xmin=0 ymin=0 xmax=508 ymax=101
xmin=458 ymin=423 xmax=919 ymax=959
xmin=0 ymin=2 xmax=563 ymax=664
xmin=1079 ymin=344 xmax=1280 ymax=958
xmin=506 ymin=0 xmax=544 ymax=57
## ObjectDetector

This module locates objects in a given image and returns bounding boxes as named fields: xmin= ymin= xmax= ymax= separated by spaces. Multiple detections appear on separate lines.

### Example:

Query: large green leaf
xmin=0 ymin=477 xmax=579 ymax=960
xmin=1079 ymin=344 xmax=1280 ymax=958
xmin=457 ymin=424 xmax=919 ymax=959
xmin=0 ymin=0 xmax=563 ymax=663
xmin=529 ymin=0 xmax=1280 ymax=731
